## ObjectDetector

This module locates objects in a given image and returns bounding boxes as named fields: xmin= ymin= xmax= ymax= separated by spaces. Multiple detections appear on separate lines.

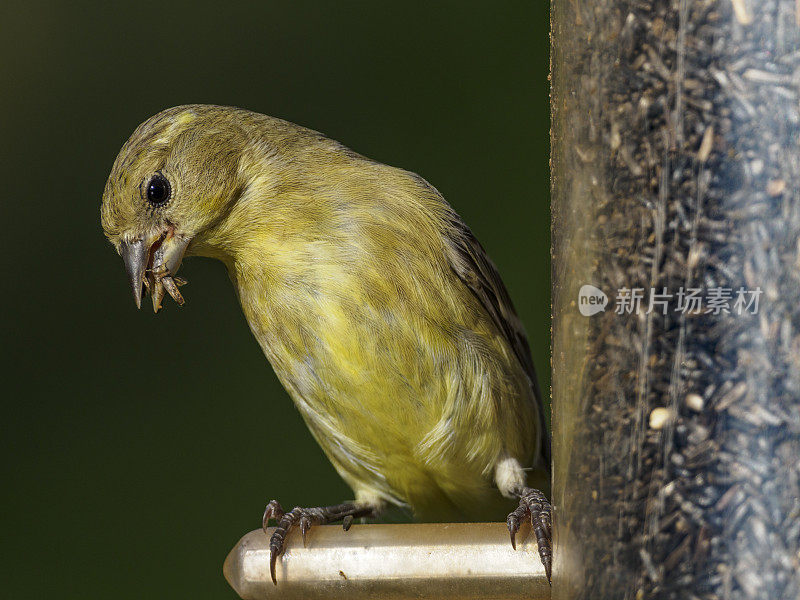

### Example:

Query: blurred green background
xmin=0 ymin=1 xmax=549 ymax=598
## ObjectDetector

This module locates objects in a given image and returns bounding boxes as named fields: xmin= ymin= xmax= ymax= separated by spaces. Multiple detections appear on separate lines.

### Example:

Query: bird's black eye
xmin=146 ymin=173 xmax=171 ymax=205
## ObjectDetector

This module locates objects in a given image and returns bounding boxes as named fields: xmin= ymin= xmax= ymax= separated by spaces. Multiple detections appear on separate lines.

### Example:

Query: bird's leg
xmin=262 ymin=499 xmax=379 ymax=585
xmin=507 ymin=486 xmax=552 ymax=582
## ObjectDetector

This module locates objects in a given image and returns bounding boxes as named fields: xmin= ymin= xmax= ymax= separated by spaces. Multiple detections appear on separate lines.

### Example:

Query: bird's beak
xmin=121 ymin=238 xmax=148 ymax=309
xmin=119 ymin=228 xmax=191 ymax=312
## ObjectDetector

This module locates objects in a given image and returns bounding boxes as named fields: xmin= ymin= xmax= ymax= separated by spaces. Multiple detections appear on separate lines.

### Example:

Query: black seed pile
xmin=551 ymin=1 xmax=800 ymax=599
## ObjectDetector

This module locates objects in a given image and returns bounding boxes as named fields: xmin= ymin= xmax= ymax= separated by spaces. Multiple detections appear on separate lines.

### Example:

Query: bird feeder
xmin=551 ymin=1 xmax=800 ymax=598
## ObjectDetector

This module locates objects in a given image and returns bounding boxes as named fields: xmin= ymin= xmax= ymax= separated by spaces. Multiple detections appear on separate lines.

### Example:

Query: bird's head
xmin=101 ymin=105 xmax=247 ymax=311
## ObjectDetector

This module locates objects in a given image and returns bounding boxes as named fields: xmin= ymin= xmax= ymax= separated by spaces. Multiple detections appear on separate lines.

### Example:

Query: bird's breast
xmin=229 ymin=246 xmax=538 ymax=515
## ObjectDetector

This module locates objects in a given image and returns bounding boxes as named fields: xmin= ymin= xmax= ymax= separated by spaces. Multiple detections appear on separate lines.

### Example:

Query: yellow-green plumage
xmin=101 ymin=104 xmax=548 ymax=522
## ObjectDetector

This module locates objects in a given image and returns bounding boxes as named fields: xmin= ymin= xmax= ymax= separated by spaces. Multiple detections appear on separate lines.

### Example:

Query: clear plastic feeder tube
xmin=551 ymin=1 xmax=800 ymax=599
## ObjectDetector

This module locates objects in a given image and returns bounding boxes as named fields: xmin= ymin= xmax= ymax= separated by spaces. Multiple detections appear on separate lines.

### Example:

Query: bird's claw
xmin=507 ymin=487 xmax=552 ymax=583
xmin=342 ymin=515 xmax=354 ymax=531
xmin=508 ymin=516 xmax=520 ymax=551
xmin=299 ymin=515 xmax=312 ymax=546
xmin=262 ymin=500 xmax=285 ymax=532
xmin=262 ymin=502 xmax=327 ymax=585
xmin=269 ymin=545 xmax=280 ymax=586
xmin=261 ymin=499 xmax=377 ymax=585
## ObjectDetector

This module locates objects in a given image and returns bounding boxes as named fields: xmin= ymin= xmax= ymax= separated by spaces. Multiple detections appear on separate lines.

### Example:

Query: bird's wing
xmin=442 ymin=210 xmax=551 ymax=469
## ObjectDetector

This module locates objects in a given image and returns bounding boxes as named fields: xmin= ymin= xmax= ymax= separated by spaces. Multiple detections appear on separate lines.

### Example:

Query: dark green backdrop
xmin=1 ymin=2 xmax=550 ymax=598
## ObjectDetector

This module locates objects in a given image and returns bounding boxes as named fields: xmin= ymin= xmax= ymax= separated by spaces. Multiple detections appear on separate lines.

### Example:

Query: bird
xmin=100 ymin=104 xmax=552 ymax=583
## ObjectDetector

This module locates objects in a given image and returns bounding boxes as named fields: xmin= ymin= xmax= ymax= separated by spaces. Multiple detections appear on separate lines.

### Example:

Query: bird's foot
xmin=261 ymin=499 xmax=377 ymax=585
xmin=507 ymin=487 xmax=552 ymax=583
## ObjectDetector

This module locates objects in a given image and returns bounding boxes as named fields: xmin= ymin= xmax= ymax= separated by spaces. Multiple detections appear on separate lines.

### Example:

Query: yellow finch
xmin=100 ymin=105 xmax=552 ymax=581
